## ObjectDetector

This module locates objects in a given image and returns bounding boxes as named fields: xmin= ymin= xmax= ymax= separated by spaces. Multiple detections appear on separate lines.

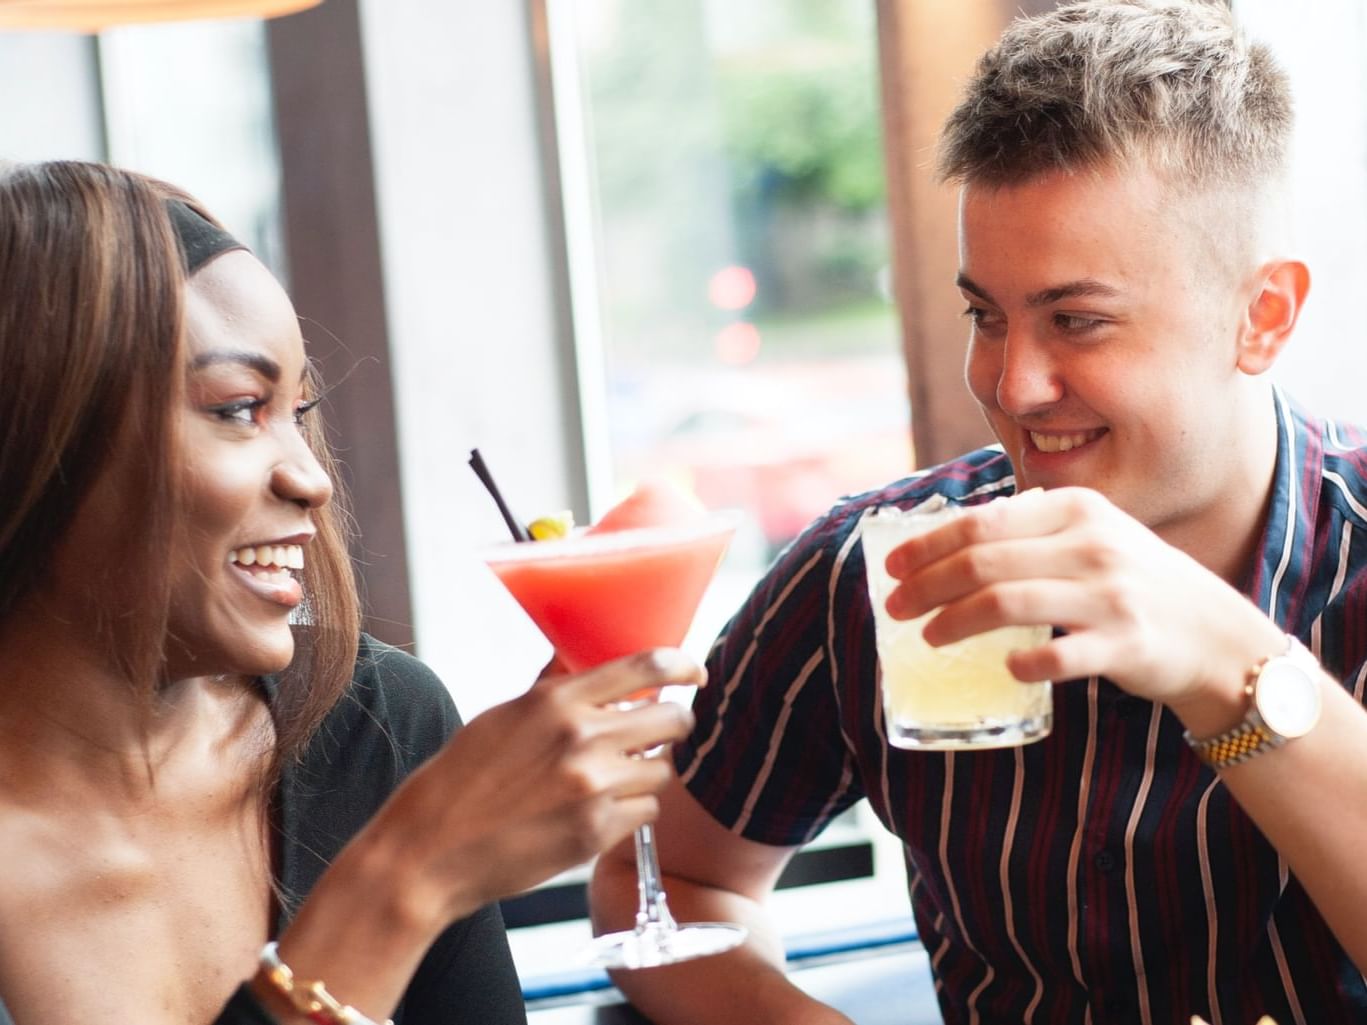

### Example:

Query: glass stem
xmin=632 ymin=823 xmax=678 ymax=934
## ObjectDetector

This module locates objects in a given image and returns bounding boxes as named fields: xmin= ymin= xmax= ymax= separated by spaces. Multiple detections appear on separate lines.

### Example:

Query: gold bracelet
xmin=258 ymin=942 xmax=394 ymax=1025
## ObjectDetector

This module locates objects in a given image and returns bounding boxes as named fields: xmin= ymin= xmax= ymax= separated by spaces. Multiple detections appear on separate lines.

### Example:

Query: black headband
xmin=166 ymin=199 xmax=248 ymax=274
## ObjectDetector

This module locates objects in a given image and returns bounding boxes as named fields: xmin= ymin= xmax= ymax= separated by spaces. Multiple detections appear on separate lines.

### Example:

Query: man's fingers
xmin=886 ymin=535 xmax=1077 ymax=619
xmin=1007 ymin=630 xmax=1114 ymax=684
xmin=883 ymin=486 xmax=1103 ymax=578
xmin=916 ymin=578 xmax=1109 ymax=646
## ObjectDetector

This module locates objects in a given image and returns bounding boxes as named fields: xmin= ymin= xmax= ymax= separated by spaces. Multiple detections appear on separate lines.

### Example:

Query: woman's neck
xmin=0 ymin=602 xmax=269 ymax=804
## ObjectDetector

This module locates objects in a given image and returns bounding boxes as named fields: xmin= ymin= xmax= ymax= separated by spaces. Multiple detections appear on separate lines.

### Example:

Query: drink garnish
xmin=529 ymin=511 xmax=575 ymax=541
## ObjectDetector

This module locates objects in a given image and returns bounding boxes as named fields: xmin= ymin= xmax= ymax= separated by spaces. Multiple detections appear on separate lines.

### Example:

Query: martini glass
xmin=484 ymin=510 xmax=747 ymax=969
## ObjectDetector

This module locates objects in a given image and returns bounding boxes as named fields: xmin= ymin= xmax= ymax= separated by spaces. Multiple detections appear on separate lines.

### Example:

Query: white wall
xmin=357 ymin=0 xmax=578 ymax=716
xmin=0 ymin=33 xmax=103 ymax=162
xmin=1238 ymin=0 xmax=1367 ymax=425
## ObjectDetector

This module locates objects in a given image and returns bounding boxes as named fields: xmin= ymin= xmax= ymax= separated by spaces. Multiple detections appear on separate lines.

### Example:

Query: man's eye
xmin=1055 ymin=313 xmax=1103 ymax=334
xmin=963 ymin=305 xmax=1003 ymax=332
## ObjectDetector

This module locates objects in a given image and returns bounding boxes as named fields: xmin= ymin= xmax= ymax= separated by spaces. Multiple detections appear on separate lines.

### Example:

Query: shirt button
xmin=1094 ymin=850 xmax=1117 ymax=873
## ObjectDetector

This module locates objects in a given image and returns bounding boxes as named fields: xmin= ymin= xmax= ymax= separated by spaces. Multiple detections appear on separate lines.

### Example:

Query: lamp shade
xmin=0 ymin=0 xmax=321 ymax=31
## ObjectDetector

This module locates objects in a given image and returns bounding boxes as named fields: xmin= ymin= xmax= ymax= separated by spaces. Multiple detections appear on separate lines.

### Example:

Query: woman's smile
xmin=227 ymin=539 xmax=308 ymax=608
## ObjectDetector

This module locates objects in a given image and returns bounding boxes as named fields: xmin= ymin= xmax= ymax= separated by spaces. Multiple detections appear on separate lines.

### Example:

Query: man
xmin=590 ymin=1 xmax=1367 ymax=1022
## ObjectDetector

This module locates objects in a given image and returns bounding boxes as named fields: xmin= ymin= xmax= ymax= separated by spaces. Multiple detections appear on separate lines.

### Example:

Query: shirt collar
xmin=1249 ymin=384 xmax=1323 ymax=622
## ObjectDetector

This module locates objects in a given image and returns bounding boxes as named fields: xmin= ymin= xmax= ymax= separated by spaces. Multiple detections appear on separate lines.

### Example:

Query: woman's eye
xmin=292 ymin=397 xmax=322 ymax=427
xmin=212 ymin=399 xmax=265 ymax=425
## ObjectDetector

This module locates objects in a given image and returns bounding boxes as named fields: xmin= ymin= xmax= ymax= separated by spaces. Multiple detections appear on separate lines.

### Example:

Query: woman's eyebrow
xmin=189 ymin=349 xmax=282 ymax=382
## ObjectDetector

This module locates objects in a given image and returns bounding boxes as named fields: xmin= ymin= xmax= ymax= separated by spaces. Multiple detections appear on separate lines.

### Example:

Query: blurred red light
xmin=708 ymin=265 xmax=757 ymax=311
xmin=714 ymin=322 xmax=762 ymax=365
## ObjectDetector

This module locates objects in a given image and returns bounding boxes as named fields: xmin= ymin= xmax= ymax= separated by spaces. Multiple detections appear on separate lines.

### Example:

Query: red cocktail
xmin=484 ymin=515 xmax=736 ymax=675
xmin=483 ymin=485 xmax=746 ymax=968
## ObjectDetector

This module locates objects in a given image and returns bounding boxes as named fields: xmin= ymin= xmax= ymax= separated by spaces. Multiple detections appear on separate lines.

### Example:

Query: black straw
xmin=469 ymin=448 xmax=531 ymax=543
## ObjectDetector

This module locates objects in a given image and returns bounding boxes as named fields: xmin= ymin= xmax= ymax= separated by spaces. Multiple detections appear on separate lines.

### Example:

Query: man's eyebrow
xmin=955 ymin=273 xmax=992 ymax=303
xmin=955 ymin=274 xmax=1122 ymax=308
xmin=1025 ymin=279 xmax=1121 ymax=307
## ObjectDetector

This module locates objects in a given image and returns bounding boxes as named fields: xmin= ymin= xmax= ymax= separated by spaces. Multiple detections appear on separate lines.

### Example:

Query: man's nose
xmin=995 ymin=331 xmax=1064 ymax=416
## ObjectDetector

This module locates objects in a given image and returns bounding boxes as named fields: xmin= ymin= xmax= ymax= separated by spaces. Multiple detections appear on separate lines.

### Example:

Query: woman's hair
xmin=0 ymin=160 xmax=359 ymax=770
xmin=937 ymin=0 xmax=1293 ymax=192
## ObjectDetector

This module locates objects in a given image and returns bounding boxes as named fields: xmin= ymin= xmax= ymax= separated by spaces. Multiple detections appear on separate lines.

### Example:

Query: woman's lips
xmin=229 ymin=543 xmax=304 ymax=569
xmin=228 ymin=543 xmax=305 ymax=608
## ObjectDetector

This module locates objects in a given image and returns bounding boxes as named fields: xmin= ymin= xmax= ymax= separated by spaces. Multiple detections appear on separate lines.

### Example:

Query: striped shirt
xmin=677 ymin=390 xmax=1367 ymax=1024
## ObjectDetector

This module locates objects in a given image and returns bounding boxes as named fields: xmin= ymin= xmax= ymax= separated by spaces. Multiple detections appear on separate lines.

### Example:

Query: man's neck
xmin=1157 ymin=385 xmax=1281 ymax=588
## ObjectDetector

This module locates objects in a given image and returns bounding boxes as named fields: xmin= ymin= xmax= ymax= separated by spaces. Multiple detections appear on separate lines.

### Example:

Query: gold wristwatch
xmin=1184 ymin=636 xmax=1322 ymax=769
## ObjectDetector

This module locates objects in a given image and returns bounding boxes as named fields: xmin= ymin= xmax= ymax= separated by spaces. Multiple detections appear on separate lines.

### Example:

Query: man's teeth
xmin=229 ymin=544 xmax=305 ymax=570
xmin=1030 ymin=430 xmax=1098 ymax=454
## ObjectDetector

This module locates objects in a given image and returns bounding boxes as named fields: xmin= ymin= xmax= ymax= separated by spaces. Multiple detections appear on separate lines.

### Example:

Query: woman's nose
xmin=272 ymin=429 xmax=333 ymax=510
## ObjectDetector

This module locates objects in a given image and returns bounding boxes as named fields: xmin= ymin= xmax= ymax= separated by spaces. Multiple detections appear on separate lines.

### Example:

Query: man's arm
xmin=1178 ymin=654 xmax=1367 ymax=972
xmin=589 ymin=774 xmax=856 ymax=1025
xmin=885 ymin=486 xmax=1367 ymax=971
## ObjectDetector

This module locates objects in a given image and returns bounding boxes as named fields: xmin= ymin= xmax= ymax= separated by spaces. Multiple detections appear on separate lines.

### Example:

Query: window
xmin=0 ymin=19 xmax=282 ymax=273
xmin=0 ymin=32 xmax=104 ymax=161
xmin=99 ymin=18 xmax=284 ymax=273
xmin=507 ymin=0 xmax=917 ymax=990
xmin=548 ymin=0 xmax=912 ymax=647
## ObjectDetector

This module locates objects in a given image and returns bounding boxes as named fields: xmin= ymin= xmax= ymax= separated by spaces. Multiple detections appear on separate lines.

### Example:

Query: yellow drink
xmin=860 ymin=501 xmax=1052 ymax=750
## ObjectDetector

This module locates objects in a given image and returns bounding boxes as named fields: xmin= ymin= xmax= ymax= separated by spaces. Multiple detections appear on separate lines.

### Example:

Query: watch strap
xmin=1185 ymin=715 xmax=1281 ymax=768
xmin=1184 ymin=637 xmax=1298 ymax=769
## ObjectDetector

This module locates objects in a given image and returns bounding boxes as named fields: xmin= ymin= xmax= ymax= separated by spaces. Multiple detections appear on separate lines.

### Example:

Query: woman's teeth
xmin=229 ymin=544 xmax=305 ymax=570
xmin=1030 ymin=430 xmax=1100 ymax=453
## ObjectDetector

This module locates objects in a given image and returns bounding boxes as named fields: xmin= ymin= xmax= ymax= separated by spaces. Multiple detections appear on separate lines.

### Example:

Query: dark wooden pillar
xmin=875 ymin=0 xmax=1055 ymax=468
xmin=266 ymin=1 xmax=413 ymax=648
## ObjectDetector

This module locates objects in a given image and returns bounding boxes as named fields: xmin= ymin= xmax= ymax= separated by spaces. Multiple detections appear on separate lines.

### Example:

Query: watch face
xmin=1256 ymin=657 xmax=1322 ymax=738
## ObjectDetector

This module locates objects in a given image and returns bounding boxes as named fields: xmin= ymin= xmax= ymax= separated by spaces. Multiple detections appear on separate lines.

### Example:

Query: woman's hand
xmin=261 ymin=649 xmax=704 ymax=1023
xmin=368 ymin=647 xmax=704 ymax=924
xmin=882 ymin=487 xmax=1284 ymax=714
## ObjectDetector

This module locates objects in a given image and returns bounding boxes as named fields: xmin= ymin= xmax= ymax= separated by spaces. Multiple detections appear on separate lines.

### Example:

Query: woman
xmin=0 ymin=160 xmax=699 ymax=1024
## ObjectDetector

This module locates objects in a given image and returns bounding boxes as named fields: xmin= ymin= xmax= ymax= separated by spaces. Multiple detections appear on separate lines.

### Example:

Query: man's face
xmin=959 ymin=164 xmax=1255 ymax=539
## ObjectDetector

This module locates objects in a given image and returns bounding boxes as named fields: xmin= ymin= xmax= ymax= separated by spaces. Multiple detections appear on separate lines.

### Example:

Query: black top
xmin=0 ymin=635 xmax=527 ymax=1025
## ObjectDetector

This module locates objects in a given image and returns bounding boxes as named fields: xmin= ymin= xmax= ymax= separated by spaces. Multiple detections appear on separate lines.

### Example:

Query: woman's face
xmin=162 ymin=250 xmax=333 ymax=680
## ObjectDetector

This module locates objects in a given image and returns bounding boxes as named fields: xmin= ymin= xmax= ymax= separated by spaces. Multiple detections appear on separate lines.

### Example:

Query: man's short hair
xmin=937 ymin=0 xmax=1292 ymax=192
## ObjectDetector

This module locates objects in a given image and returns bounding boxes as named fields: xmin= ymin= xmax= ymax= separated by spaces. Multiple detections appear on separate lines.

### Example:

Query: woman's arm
xmin=239 ymin=649 xmax=703 ymax=1024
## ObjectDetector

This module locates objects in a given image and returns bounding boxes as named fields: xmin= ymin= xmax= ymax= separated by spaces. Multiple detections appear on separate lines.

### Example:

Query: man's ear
xmin=1237 ymin=259 xmax=1310 ymax=375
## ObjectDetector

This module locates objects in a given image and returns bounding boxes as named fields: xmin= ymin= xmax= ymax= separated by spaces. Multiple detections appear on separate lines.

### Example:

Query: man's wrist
xmin=1179 ymin=633 xmax=1324 ymax=769
xmin=1168 ymin=622 xmax=1289 ymax=739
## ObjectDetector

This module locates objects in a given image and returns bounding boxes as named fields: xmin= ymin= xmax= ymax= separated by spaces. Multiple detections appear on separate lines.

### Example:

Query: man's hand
xmin=882 ymin=487 xmax=1285 ymax=718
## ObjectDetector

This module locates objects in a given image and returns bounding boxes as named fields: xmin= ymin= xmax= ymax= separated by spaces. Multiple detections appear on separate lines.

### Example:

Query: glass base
xmin=888 ymin=713 xmax=1052 ymax=751
xmin=585 ymin=921 xmax=747 ymax=970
